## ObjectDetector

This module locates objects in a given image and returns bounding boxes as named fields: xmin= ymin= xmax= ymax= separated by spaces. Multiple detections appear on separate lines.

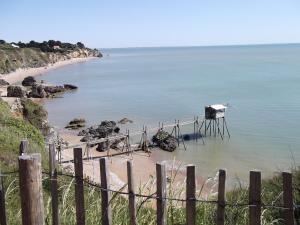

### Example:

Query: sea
xmin=38 ymin=44 xmax=300 ymax=184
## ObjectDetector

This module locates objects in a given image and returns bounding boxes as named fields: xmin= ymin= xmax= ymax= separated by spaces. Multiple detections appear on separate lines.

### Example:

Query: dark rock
xmin=22 ymin=76 xmax=36 ymax=86
xmin=65 ymin=118 xmax=86 ymax=130
xmin=110 ymin=138 xmax=125 ymax=150
xmin=118 ymin=118 xmax=133 ymax=124
xmin=80 ymin=134 xmax=93 ymax=142
xmin=0 ymin=79 xmax=9 ymax=86
xmin=78 ymin=129 xmax=88 ymax=136
xmin=79 ymin=120 xmax=120 ymax=147
xmin=95 ymin=120 xmax=118 ymax=138
xmin=7 ymin=85 xmax=27 ymax=98
xmin=44 ymin=85 xmax=65 ymax=94
xmin=96 ymin=141 xmax=110 ymax=152
xmin=180 ymin=133 xmax=202 ymax=141
xmin=64 ymin=84 xmax=78 ymax=90
xmin=28 ymin=84 xmax=47 ymax=98
xmin=152 ymin=130 xmax=177 ymax=152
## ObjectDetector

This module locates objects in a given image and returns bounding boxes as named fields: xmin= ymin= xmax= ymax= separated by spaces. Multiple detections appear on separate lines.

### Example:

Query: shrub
xmin=21 ymin=98 xmax=49 ymax=134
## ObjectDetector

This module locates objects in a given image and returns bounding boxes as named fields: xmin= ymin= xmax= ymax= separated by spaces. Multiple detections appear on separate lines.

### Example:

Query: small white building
xmin=53 ymin=45 xmax=60 ymax=50
xmin=11 ymin=43 xmax=19 ymax=48
xmin=205 ymin=104 xmax=227 ymax=120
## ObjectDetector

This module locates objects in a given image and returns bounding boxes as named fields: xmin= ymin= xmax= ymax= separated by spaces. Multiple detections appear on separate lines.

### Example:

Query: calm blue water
xmin=39 ymin=44 xmax=300 ymax=182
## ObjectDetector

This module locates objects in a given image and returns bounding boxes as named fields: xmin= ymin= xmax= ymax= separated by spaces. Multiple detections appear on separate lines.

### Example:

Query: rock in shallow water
xmin=152 ymin=130 xmax=177 ymax=152
xmin=64 ymin=84 xmax=78 ymax=90
xmin=44 ymin=85 xmax=65 ymax=94
xmin=65 ymin=118 xmax=86 ymax=129
xmin=78 ymin=120 xmax=122 ymax=152
xmin=118 ymin=118 xmax=133 ymax=124
xmin=28 ymin=84 xmax=47 ymax=98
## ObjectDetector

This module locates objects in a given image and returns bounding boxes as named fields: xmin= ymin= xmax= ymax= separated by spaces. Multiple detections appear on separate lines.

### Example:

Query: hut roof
xmin=209 ymin=104 xmax=227 ymax=110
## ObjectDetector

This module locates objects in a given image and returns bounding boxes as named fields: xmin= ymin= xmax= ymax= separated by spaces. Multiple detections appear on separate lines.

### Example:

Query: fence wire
xmin=1 ymin=170 xmax=298 ymax=211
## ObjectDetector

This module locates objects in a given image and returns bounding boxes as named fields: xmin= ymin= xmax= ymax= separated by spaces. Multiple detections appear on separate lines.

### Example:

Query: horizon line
xmin=99 ymin=42 xmax=300 ymax=50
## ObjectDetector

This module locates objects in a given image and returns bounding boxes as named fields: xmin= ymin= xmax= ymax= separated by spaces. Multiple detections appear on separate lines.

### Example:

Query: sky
xmin=0 ymin=0 xmax=300 ymax=48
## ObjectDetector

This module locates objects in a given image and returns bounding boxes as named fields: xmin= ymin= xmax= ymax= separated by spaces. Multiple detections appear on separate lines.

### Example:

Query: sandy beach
xmin=0 ymin=57 xmax=98 ymax=84
xmin=58 ymin=129 xmax=215 ymax=197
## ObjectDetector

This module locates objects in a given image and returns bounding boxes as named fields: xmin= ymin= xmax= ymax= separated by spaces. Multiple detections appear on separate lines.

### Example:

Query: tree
xmin=0 ymin=40 xmax=6 ymax=44
xmin=18 ymin=41 xmax=26 ymax=48
xmin=48 ymin=40 xmax=56 ymax=47
xmin=76 ymin=42 xmax=85 ymax=49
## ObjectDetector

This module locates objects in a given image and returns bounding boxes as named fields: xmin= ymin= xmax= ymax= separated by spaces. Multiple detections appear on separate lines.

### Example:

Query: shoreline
xmin=58 ymin=128 xmax=213 ymax=196
xmin=0 ymin=55 xmax=213 ymax=196
xmin=0 ymin=56 xmax=98 ymax=84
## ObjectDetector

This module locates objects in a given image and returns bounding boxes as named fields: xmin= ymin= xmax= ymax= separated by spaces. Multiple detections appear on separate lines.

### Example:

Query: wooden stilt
xmin=222 ymin=117 xmax=225 ymax=136
xmin=177 ymin=123 xmax=187 ymax=151
xmin=216 ymin=119 xmax=224 ymax=140
xmin=224 ymin=118 xmax=230 ymax=138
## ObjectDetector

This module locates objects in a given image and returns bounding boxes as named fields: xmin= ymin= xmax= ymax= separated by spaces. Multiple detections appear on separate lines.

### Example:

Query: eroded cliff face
xmin=0 ymin=44 xmax=102 ymax=74
xmin=48 ymin=48 xmax=101 ymax=63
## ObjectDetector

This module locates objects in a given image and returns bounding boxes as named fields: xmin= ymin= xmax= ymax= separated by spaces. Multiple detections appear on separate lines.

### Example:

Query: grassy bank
xmin=0 ymin=98 xmax=46 ymax=170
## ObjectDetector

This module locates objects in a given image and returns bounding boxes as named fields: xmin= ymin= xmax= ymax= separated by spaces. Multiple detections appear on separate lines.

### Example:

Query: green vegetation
xmin=0 ymin=98 xmax=45 ymax=169
xmin=21 ymin=98 xmax=49 ymax=135
xmin=0 ymin=44 xmax=50 ymax=74
xmin=0 ymin=40 xmax=102 ymax=74
xmin=2 ymin=159 xmax=300 ymax=224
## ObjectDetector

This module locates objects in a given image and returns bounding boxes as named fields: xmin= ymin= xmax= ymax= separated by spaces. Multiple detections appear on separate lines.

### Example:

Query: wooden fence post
xmin=19 ymin=154 xmax=44 ymax=225
xmin=186 ymin=165 xmax=196 ymax=225
xmin=249 ymin=171 xmax=261 ymax=225
xmin=283 ymin=172 xmax=294 ymax=225
xmin=0 ymin=171 xmax=7 ymax=225
xmin=19 ymin=140 xmax=28 ymax=156
xmin=127 ymin=161 xmax=137 ymax=225
xmin=156 ymin=163 xmax=167 ymax=225
xmin=217 ymin=169 xmax=226 ymax=225
xmin=49 ymin=144 xmax=59 ymax=225
xmin=74 ymin=148 xmax=85 ymax=225
xmin=100 ymin=158 xmax=112 ymax=225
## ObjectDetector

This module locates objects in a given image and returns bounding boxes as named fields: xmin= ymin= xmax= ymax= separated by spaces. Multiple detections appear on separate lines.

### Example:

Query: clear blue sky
xmin=0 ymin=0 xmax=300 ymax=48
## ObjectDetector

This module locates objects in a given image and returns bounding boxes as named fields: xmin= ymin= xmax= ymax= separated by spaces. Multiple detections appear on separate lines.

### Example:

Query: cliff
xmin=0 ymin=40 xmax=102 ymax=74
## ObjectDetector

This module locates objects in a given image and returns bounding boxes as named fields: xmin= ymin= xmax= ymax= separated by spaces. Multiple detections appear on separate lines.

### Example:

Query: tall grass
xmin=2 ymin=167 xmax=300 ymax=225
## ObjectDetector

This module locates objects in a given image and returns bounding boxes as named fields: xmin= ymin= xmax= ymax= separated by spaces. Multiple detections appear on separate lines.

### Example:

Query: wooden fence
xmin=0 ymin=142 xmax=296 ymax=225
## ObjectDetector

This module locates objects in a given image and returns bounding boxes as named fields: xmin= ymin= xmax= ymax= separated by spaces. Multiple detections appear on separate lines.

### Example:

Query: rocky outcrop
xmin=65 ymin=118 xmax=86 ymax=129
xmin=152 ymin=130 xmax=177 ymax=152
xmin=43 ymin=85 xmax=65 ymax=94
xmin=0 ymin=79 xmax=9 ymax=86
xmin=22 ymin=76 xmax=36 ymax=86
xmin=118 ymin=118 xmax=133 ymax=124
xmin=27 ymin=83 xmax=78 ymax=98
xmin=7 ymin=85 xmax=27 ymax=98
xmin=79 ymin=120 xmax=120 ymax=139
xmin=64 ymin=84 xmax=78 ymax=90
xmin=96 ymin=141 xmax=110 ymax=152
xmin=79 ymin=120 xmax=122 ymax=152
xmin=28 ymin=84 xmax=47 ymax=98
